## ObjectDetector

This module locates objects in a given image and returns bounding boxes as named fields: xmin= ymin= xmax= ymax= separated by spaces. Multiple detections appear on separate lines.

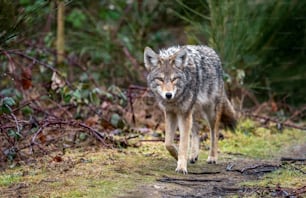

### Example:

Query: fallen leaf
xmin=85 ymin=115 xmax=99 ymax=126
xmin=53 ymin=155 xmax=63 ymax=162
xmin=21 ymin=67 xmax=32 ymax=90
xmin=51 ymin=72 xmax=65 ymax=90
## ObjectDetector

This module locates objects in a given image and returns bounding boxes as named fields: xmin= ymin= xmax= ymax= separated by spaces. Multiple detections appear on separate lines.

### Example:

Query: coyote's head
xmin=144 ymin=47 xmax=189 ymax=102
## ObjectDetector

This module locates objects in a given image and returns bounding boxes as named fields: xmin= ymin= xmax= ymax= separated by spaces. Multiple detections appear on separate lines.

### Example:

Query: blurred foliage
xmin=64 ymin=0 xmax=178 ymax=85
xmin=0 ymin=97 xmax=16 ymax=115
xmin=0 ymin=0 xmax=305 ymax=107
xmin=0 ymin=0 xmax=50 ymax=46
xmin=172 ymin=0 xmax=306 ymax=106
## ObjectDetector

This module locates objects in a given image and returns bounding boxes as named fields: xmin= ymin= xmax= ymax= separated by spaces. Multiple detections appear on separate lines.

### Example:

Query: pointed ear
xmin=174 ymin=48 xmax=188 ymax=68
xmin=144 ymin=47 xmax=158 ymax=71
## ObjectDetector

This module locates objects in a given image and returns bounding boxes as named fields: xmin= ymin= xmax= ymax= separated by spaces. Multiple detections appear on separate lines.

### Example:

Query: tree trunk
xmin=56 ymin=0 xmax=65 ymax=64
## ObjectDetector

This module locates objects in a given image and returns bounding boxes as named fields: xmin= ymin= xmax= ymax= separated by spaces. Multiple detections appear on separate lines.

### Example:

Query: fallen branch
xmin=157 ymin=176 xmax=224 ymax=186
xmin=244 ymin=113 xmax=306 ymax=130
xmin=280 ymin=157 xmax=306 ymax=162
xmin=213 ymin=186 xmax=253 ymax=194
xmin=189 ymin=171 xmax=221 ymax=175
xmin=139 ymin=139 xmax=164 ymax=142
xmin=31 ymin=119 xmax=112 ymax=147
xmin=226 ymin=163 xmax=280 ymax=175
xmin=285 ymin=105 xmax=306 ymax=122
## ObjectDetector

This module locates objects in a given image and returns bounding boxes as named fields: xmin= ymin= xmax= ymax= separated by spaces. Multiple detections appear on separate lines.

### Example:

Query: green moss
xmin=219 ymin=119 xmax=306 ymax=190
xmin=243 ymin=165 xmax=306 ymax=188
xmin=0 ymin=173 xmax=21 ymax=186
xmin=219 ymin=119 xmax=305 ymax=159
xmin=0 ymin=143 xmax=176 ymax=197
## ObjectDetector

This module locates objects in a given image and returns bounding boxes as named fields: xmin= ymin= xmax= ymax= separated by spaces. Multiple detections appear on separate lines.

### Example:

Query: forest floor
xmin=0 ymin=120 xmax=305 ymax=198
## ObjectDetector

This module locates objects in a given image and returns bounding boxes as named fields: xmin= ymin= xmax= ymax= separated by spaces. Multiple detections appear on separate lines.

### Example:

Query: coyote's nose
xmin=165 ymin=92 xmax=172 ymax=99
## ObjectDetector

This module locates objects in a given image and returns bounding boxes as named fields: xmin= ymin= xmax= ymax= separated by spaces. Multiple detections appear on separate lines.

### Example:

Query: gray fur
xmin=144 ymin=45 xmax=237 ymax=173
xmin=146 ymin=45 xmax=224 ymax=113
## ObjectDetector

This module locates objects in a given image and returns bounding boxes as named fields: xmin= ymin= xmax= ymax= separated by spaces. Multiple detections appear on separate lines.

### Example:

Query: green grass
xmin=0 ymin=143 xmax=176 ymax=197
xmin=243 ymin=165 xmax=306 ymax=189
xmin=0 ymin=173 xmax=22 ymax=186
xmin=219 ymin=119 xmax=306 ymax=189
xmin=219 ymin=119 xmax=305 ymax=159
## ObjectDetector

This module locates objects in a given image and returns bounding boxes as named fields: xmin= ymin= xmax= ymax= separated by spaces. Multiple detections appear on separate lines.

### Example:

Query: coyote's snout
xmin=144 ymin=45 xmax=237 ymax=174
xmin=157 ymin=78 xmax=177 ymax=100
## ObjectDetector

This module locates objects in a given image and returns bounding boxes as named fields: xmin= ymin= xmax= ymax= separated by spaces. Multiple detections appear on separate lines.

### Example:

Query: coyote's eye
xmin=154 ymin=77 xmax=164 ymax=83
xmin=171 ymin=77 xmax=180 ymax=82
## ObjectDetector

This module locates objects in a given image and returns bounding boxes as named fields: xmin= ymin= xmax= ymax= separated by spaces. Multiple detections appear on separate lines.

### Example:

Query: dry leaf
xmin=21 ymin=67 xmax=32 ymax=90
xmin=52 ymin=155 xmax=63 ymax=162
xmin=85 ymin=115 xmax=99 ymax=126
xmin=51 ymin=72 xmax=65 ymax=90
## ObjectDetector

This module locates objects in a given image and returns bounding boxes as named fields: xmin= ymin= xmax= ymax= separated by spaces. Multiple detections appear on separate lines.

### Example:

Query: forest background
xmin=0 ymin=1 xmax=306 ymax=197
xmin=0 ymin=0 xmax=305 ymax=166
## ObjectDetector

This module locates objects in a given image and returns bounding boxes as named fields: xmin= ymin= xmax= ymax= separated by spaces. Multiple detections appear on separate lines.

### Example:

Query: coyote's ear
xmin=144 ymin=47 xmax=158 ymax=71
xmin=174 ymin=48 xmax=188 ymax=68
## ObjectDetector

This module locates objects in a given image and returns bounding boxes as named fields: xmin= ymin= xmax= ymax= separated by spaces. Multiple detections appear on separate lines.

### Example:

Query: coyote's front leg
xmin=164 ymin=112 xmax=178 ymax=160
xmin=176 ymin=112 xmax=192 ymax=174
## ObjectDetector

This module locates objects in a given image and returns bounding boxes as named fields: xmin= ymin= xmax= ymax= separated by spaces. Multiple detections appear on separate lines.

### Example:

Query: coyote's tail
xmin=221 ymin=98 xmax=237 ymax=132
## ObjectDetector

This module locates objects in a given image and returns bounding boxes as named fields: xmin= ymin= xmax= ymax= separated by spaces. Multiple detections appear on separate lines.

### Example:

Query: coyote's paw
xmin=175 ymin=159 xmax=188 ymax=174
xmin=189 ymin=155 xmax=198 ymax=164
xmin=207 ymin=156 xmax=217 ymax=164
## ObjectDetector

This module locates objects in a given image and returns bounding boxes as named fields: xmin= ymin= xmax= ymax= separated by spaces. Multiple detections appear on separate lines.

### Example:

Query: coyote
xmin=144 ymin=45 xmax=237 ymax=174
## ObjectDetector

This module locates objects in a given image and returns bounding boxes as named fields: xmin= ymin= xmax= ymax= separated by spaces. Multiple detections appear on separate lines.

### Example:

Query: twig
xmin=139 ymin=139 xmax=164 ymax=142
xmin=281 ymin=157 xmax=306 ymax=162
xmin=157 ymin=176 xmax=223 ymax=185
xmin=226 ymin=163 xmax=280 ymax=174
xmin=45 ymin=97 xmax=73 ymax=118
xmin=31 ymin=122 xmax=48 ymax=145
xmin=125 ymin=85 xmax=149 ymax=126
xmin=11 ymin=96 xmax=41 ymax=113
xmin=122 ymin=46 xmax=139 ymax=69
xmin=10 ymin=112 xmax=21 ymax=135
xmin=0 ymin=127 xmax=15 ymax=146
xmin=189 ymin=171 xmax=221 ymax=175
xmin=31 ymin=119 xmax=113 ymax=147
xmin=4 ymin=105 xmax=21 ymax=136
xmin=240 ymin=164 xmax=280 ymax=174
xmin=127 ymin=87 xmax=136 ymax=125
xmin=78 ymin=122 xmax=110 ymax=146
xmin=245 ymin=112 xmax=306 ymax=130
xmin=285 ymin=105 xmax=306 ymax=122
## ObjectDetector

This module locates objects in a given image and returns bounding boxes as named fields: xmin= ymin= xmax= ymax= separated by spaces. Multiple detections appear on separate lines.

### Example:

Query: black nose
xmin=165 ymin=92 xmax=172 ymax=99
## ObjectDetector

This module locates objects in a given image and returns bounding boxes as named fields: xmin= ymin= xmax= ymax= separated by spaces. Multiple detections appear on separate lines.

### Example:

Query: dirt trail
xmin=120 ymin=160 xmax=275 ymax=197
xmin=120 ymin=144 xmax=306 ymax=198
